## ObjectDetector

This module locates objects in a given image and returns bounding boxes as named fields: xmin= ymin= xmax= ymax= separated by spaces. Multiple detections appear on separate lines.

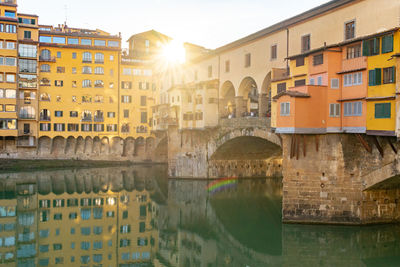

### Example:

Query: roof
xmin=212 ymin=0 xmax=356 ymax=55
xmin=273 ymin=90 xmax=310 ymax=100
xmin=126 ymin=29 xmax=172 ymax=43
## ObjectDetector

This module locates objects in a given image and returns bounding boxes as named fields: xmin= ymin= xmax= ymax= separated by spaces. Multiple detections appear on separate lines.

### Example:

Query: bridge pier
xmin=282 ymin=134 xmax=400 ymax=225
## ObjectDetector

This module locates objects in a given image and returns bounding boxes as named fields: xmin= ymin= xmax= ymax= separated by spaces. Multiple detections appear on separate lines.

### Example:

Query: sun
xmin=161 ymin=40 xmax=186 ymax=64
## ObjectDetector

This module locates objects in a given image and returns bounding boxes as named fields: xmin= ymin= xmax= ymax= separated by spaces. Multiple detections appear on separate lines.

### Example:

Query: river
xmin=0 ymin=165 xmax=398 ymax=267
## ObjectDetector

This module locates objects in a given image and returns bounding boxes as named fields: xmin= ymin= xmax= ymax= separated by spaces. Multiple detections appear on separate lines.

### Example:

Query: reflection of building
xmin=0 ymin=166 xmax=165 ymax=266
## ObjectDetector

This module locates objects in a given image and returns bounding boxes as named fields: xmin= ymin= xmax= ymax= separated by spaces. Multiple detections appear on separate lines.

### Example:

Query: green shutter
xmin=373 ymin=38 xmax=380 ymax=55
xmin=382 ymin=35 xmax=394 ymax=53
xmin=375 ymin=68 xmax=382 ymax=85
xmin=375 ymin=103 xmax=391 ymax=118
xmin=392 ymin=66 xmax=396 ymax=83
xmin=384 ymin=103 xmax=391 ymax=118
xmin=363 ymin=40 xmax=369 ymax=56
xmin=369 ymin=70 xmax=375 ymax=86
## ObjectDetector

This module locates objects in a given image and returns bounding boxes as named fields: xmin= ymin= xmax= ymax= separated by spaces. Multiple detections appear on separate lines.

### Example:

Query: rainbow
xmin=206 ymin=177 xmax=238 ymax=194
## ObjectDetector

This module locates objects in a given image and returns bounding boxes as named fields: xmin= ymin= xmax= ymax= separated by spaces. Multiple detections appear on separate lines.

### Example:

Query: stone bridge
xmin=167 ymin=118 xmax=400 ymax=224
xmin=167 ymin=117 xmax=283 ymax=178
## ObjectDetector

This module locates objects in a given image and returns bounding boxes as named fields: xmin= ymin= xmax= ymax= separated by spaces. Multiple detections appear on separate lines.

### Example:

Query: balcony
xmin=39 ymin=115 xmax=51 ymax=121
xmin=82 ymin=60 xmax=92 ymax=63
xmin=94 ymin=117 xmax=104 ymax=122
xmin=81 ymin=117 xmax=92 ymax=122
xmin=19 ymin=114 xmax=36 ymax=120
xmin=18 ymin=129 xmax=33 ymax=136
xmin=94 ymin=60 xmax=104 ymax=64
xmin=39 ymin=56 xmax=56 ymax=62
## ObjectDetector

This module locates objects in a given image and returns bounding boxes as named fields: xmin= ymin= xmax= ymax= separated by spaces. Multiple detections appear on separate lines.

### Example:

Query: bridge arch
xmin=220 ymin=80 xmax=236 ymax=119
xmin=237 ymin=77 xmax=258 ymax=117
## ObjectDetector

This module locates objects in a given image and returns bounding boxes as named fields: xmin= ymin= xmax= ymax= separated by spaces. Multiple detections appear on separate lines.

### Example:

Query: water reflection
xmin=0 ymin=166 xmax=399 ymax=266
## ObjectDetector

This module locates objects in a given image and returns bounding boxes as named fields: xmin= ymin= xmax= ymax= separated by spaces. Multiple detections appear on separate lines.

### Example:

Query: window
xmin=81 ymin=209 xmax=91 ymax=220
xmin=39 ymin=36 xmax=51 ymax=43
xmin=55 ymin=111 xmax=63 ymax=117
xmin=331 ymin=78 xmax=339 ymax=89
xmin=5 ymin=57 xmax=16 ymax=66
xmin=81 ymin=39 xmax=91 ymax=46
xmin=383 ymin=67 xmax=395 ymax=84
xmin=5 ymin=11 xmax=16 ymax=18
xmin=317 ymin=76 xmax=323 ymax=86
xmin=24 ymin=31 xmax=31 ymax=39
xmin=93 ymin=208 xmax=103 ymax=219
xmin=82 ymin=52 xmax=92 ymax=62
xmin=108 ymin=40 xmax=119 ymax=47
xmin=6 ymin=73 xmax=15 ymax=82
xmin=54 ymin=124 xmax=65 ymax=132
xmin=19 ymin=43 xmax=37 ymax=57
xmin=301 ymin=34 xmax=310 ymax=52
xmin=81 ymin=241 xmax=90 ymax=250
xmin=94 ymin=80 xmax=104 ymax=88
xmin=123 ymin=68 xmax=131 ymax=75
xmin=122 ymin=81 xmax=132 ymax=89
xmin=208 ymin=65 xmax=212 ymax=78
xmin=72 ymin=52 xmax=77 ymax=59
xmin=5 ymin=24 xmax=16 ymax=33
xmin=94 ymin=67 xmax=104 ymax=75
xmin=347 ymin=44 xmax=361 ymax=59
xmin=56 ymin=67 xmax=65 ymax=73
xmin=309 ymin=78 xmax=315 ymax=85
xmin=107 ymin=124 xmax=117 ymax=132
xmin=6 ymin=41 xmax=15 ymax=49
xmin=245 ymin=53 xmax=251 ymax=67
xmin=329 ymin=103 xmax=340 ymax=117
xmin=55 ymin=80 xmax=63 ymax=87
xmin=68 ymin=38 xmax=79 ymax=45
xmin=344 ymin=101 xmax=362 ymax=116
xmin=280 ymin=102 xmax=290 ymax=116
xmin=123 ymin=109 xmax=129 ymax=118
xmin=120 ymin=224 xmax=131 ymax=234
xmin=225 ymin=60 xmax=230 ymax=72
xmin=95 ymin=53 xmax=104 ymax=63
xmin=107 ymin=112 xmax=115 ymax=118
xmin=344 ymin=72 xmax=362 ymax=86
xmin=375 ymin=103 xmax=391 ymax=119
xmin=82 ymin=80 xmax=91 ymax=88
xmin=294 ymin=79 xmax=306 ymax=87
xmin=368 ymin=68 xmax=382 ymax=86
xmin=81 ymin=124 xmax=92 ymax=132
xmin=94 ymin=40 xmax=106 ymax=47
xmin=56 ymin=51 xmax=61 ymax=58
xmin=271 ymin=44 xmax=277 ymax=60
xmin=141 ymin=112 xmax=147 ymax=123
xmin=67 ymin=124 xmax=79 ymax=132
xmin=345 ymin=20 xmax=355 ymax=40
xmin=296 ymin=57 xmax=305 ymax=67
xmin=277 ymin=82 xmax=286 ymax=94
xmin=140 ymin=96 xmax=147 ymax=106
xmin=363 ymin=38 xmax=380 ymax=56
xmin=313 ymin=54 xmax=323 ymax=66
xmin=120 ymin=239 xmax=130 ymax=247
xmin=82 ymin=66 xmax=92 ymax=74
xmin=381 ymin=35 xmax=393 ymax=54
xmin=40 ymin=64 xmax=50 ymax=72
xmin=121 ymin=95 xmax=132 ymax=103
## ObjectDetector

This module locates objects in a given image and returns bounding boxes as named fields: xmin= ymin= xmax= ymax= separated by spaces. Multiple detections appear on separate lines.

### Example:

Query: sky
xmin=17 ymin=0 xmax=330 ymax=49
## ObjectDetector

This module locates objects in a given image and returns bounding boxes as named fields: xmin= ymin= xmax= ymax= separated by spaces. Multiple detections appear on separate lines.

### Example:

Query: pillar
xmin=235 ymin=96 xmax=245 ymax=118
xmin=258 ymin=93 xmax=268 ymax=117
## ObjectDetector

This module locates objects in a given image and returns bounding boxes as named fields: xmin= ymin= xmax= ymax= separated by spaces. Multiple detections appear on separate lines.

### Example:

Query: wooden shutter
xmin=375 ymin=68 xmax=382 ymax=85
xmin=382 ymin=35 xmax=393 ymax=53
xmin=368 ymin=70 xmax=375 ymax=86
xmin=362 ymin=40 xmax=369 ymax=56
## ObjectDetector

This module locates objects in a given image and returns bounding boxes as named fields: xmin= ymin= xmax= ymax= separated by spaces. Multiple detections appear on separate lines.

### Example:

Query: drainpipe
xmin=286 ymin=28 xmax=290 ymax=74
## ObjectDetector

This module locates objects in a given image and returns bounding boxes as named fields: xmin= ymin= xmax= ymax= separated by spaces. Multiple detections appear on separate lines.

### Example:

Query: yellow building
xmin=0 ymin=0 xmax=18 ymax=139
xmin=17 ymin=13 xmax=39 ymax=147
xmin=37 ymin=25 xmax=121 ymax=139
xmin=119 ymin=30 xmax=170 ymax=139
xmin=365 ymin=29 xmax=399 ymax=136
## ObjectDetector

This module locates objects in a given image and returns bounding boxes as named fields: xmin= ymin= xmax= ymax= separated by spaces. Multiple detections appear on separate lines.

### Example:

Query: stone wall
xmin=0 ymin=136 xmax=168 ymax=163
xmin=282 ymin=134 xmax=400 ymax=224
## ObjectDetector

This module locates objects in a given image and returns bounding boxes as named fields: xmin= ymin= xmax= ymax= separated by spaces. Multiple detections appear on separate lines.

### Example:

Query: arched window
xmin=82 ymin=52 xmax=92 ymax=63
xmin=94 ymin=80 xmax=104 ymax=88
xmin=95 ymin=53 xmax=104 ymax=63
xmin=40 ymin=93 xmax=50 ymax=101
xmin=94 ymin=67 xmax=104 ymax=75
xmin=82 ymin=66 xmax=92 ymax=74
xmin=40 ymin=49 xmax=51 ymax=60
xmin=82 ymin=80 xmax=91 ymax=88
xmin=82 ymin=110 xmax=92 ymax=121
xmin=40 ymin=64 xmax=50 ymax=72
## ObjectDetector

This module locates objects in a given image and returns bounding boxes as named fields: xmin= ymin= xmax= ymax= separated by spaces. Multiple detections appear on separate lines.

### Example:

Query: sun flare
xmin=161 ymin=40 xmax=186 ymax=64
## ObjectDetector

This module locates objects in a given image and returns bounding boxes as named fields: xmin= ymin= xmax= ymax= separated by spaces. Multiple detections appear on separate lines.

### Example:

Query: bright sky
xmin=18 ymin=0 xmax=329 ymax=49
